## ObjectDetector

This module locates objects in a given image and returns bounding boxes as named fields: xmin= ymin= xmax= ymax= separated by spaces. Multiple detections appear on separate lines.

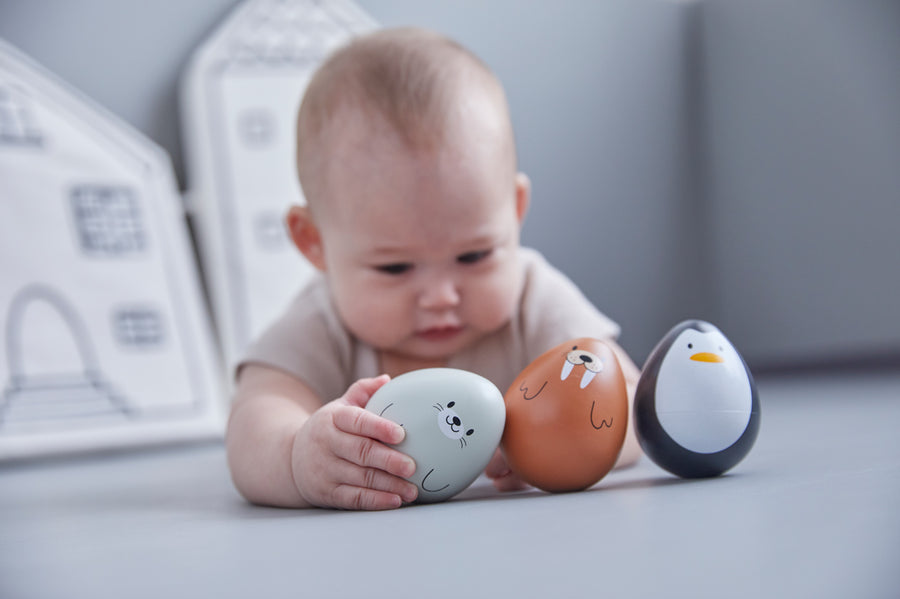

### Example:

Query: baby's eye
xmin=375 ymin=263 xmax=413 ymax=275
xmin=457 ymin=249 xmax=492 ymax=265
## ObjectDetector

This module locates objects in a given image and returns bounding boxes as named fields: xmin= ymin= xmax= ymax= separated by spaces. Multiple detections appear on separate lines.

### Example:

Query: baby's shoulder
xmin=517 ymin=247 xmax=582 ymax=305
xmin=516 ymin=247 xmax=620 ymax=348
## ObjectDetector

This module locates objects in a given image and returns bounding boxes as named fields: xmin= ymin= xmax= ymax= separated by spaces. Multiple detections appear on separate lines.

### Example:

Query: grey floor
xmin=2 ymin=371 xmax=899 ymax=599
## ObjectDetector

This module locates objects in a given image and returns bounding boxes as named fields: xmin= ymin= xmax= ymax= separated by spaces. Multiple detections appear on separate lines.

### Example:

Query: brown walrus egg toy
xmin=502 ymin=338 xmax=629 ymax=492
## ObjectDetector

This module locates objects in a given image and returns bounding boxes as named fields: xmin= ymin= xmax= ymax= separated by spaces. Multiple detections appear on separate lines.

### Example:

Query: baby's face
xmin=313 ymin=110 xmax=527 ymax=369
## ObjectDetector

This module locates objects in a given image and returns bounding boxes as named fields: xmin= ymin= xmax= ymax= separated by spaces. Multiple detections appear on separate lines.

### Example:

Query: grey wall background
xmin=2 ymin=0 xmax=898 ymax=370
xmin=699 ymin=0 xmax=900 ymax=367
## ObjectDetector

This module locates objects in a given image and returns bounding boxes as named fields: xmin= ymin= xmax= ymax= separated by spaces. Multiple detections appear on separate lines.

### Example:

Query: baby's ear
xmin=285 ymin=205 xmax=326 ymax=271
xmin=514 ymin=172 xmax=531 ymax=224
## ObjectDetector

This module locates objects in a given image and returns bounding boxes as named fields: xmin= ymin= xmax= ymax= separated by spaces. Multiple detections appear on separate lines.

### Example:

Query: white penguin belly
xmin=655 ymin=359 xmax=752 ymax=454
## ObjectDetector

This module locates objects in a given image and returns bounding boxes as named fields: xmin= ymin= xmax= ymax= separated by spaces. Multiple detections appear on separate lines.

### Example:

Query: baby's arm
xmin=609 ymin=340 xmax=642 ymax=468
xmin=226 ymin=364 xmax=418 ymax=509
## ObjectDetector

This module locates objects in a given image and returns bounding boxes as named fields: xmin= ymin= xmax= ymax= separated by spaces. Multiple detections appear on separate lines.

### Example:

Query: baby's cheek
xmin=344 ymin=294 xmax=410 ymax=347
xmin=466 ymin=272 xmax=519 ymax=331
xmin=336 ymin=286 xmax=406 ymax=345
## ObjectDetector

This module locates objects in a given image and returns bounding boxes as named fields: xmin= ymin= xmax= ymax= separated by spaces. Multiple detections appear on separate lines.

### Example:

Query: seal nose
xmin=452 ymin=416 xmax=461 ymax=426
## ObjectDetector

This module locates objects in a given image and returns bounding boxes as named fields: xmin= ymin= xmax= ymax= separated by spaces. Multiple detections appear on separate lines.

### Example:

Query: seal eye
xmin=466 ymin=429 xmax=474 ymax=436
xmin=447 ymin=401 xmax=455 ymax=408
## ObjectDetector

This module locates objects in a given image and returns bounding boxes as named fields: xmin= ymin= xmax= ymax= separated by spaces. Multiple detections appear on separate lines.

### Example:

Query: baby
xmin=226 ymin=27 xmax=641 ymax=510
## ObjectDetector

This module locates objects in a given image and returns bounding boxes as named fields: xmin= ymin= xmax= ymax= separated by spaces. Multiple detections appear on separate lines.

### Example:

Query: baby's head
xmin=295 ymin=27 xmax=521 ymax=217
xmin=287 ymin=27 xmax=530 ymax=370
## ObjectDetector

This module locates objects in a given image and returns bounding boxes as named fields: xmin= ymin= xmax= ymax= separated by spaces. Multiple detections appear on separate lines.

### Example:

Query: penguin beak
xmin=690 ymin=352 xmax=724 ymax=363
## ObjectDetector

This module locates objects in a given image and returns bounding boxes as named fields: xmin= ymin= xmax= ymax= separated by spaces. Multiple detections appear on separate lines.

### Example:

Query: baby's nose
xmin=419 ymin=277 xmax=460 ymax=309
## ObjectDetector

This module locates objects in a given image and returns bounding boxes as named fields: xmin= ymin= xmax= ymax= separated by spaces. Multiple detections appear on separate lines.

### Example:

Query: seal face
xmin=434 ymin=401 xmax=475 ymax=447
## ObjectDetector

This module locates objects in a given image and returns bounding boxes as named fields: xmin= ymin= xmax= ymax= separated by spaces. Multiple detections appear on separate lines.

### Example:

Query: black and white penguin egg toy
xmin=634 ymin=320 xmax=760 ymax=478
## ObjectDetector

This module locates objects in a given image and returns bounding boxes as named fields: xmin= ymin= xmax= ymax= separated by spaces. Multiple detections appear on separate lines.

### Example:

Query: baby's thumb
xmin=343 ymin=374 xmax=391 ymax=408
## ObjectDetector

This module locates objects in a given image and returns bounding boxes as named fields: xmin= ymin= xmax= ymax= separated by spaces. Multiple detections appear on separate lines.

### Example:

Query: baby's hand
xmin=484 ymin=447 xmax=530 ymax=493
xmin=291 ymin=375 xmax=419 ymax=510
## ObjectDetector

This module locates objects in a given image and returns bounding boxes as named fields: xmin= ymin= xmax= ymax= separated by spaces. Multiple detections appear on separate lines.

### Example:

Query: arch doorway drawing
xmin=0 ymin=284 xmax=132 ymax=428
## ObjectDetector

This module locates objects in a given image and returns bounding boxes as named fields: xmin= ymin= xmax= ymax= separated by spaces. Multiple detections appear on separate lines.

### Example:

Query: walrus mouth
xmin=560 ymin=360 xmax=598 ymax=389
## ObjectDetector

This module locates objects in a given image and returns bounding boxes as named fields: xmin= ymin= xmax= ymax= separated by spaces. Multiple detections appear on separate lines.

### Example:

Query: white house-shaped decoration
xmin=0 ymin=39 xmax=223 ymax=459
xmin=181 ymin=0 xmax=376 ymax=371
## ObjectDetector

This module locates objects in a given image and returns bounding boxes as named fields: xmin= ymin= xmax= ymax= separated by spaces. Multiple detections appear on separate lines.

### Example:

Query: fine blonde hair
xmin=296 ymin=27 xmax=516 ymax=206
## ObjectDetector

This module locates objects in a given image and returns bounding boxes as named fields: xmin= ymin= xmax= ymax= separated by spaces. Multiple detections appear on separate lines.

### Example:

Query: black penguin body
xmin=634 ymin=320 xmax=760 ymax=478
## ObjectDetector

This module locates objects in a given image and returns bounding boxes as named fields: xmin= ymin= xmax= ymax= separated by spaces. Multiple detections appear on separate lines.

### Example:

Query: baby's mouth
xmin=417 ymin=325 xmax=463 ymax=342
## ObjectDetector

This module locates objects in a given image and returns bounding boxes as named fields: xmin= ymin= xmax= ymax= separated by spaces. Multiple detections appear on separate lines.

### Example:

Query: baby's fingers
xmin=332 ymin=428 xmax=416 ymax=480
xmin=332 ymin=486 xmax=405 ymax=511
xmin=330 ymin=462 xmax=418 ymax=509
xmin=332 ymin=404 xmax=405 ymax=445
xmin=485 ymin=448 xmax=530 ymax=493
xmin=484 ymin=448 xmax=511 ymax=480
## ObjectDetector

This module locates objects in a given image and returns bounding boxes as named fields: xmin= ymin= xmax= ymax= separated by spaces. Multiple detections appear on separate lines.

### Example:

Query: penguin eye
xmin=688 ymin=343 xmax=693 ymax=349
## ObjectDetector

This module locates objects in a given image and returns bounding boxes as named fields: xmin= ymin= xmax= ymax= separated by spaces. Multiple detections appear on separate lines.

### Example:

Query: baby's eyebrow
xmin=462 ymin=231 xmax=501 ymax=246
xmin=364 ymin=229 xmax=506 ymax=260
xmin=367 ymin=245 xmax=414 ymax=259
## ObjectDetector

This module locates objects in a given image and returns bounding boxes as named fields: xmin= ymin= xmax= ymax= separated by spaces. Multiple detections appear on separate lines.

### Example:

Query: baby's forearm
xmin=226 ymin=391 xmax=313 ymax=508
xmin=611 ymin=341 xmax=643 ymax=469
